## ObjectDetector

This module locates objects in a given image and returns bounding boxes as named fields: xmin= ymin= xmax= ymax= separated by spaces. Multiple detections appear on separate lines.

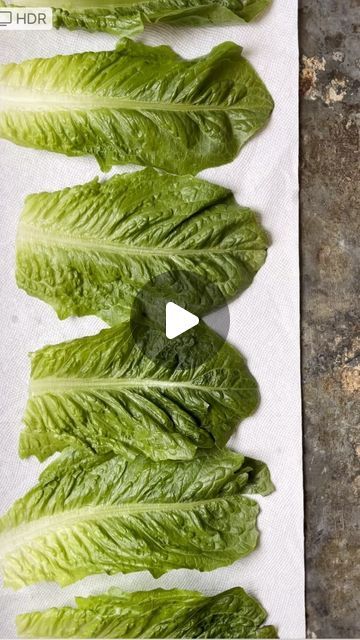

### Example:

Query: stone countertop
xmin=299 ymin=1 xmax=360 ymax=638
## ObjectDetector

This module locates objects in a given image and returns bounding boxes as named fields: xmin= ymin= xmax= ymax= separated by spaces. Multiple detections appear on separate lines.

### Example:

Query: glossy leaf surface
xmin=0 ymin=449 xmax=273 ymax=588
xmin=20 ymin=322 xmax=259 ymax=462
xmin=16 ymin=169 xmax=268 ymax=324
xmin=0 ymin=40 xmax=273 ymax=173
xmin=17 ymin=586 xmax=277 ymax=638
xmin=4 ymin=1 xmax=272 ymax=36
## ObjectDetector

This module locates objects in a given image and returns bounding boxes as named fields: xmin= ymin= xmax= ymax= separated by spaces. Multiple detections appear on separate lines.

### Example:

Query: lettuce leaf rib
xmin=16 ymin=169 xmax=268 ymax=325
xmin=0 ymin=449 xmax=273 ymax=588
xmin=4 ymin=1 xmax=272 ymax=36
xmin=0 ymin=40 xmax=274 ymax=173
xmin=20 ymin=322 xmax=260 ymax=462
xmin=16 ymin=586 xmax=277 ymax=638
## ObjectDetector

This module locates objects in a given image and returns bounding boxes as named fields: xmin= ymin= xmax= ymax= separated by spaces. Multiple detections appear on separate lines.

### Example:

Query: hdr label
xmin=0 ymin=7 xmax=52 ymax=29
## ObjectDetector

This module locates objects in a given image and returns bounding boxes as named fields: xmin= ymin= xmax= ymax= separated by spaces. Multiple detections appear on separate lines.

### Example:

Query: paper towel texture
xmin=0 ymin=1 xmax=304 ymax=637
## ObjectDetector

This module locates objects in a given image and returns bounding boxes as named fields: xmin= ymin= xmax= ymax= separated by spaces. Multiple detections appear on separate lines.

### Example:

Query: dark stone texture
xmin=300 ymin=1 xmax=360 ymax=638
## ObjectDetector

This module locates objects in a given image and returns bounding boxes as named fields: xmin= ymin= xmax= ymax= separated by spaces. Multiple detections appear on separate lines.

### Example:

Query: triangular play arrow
xmin=165 ymin=302 xmax=199 ymax=340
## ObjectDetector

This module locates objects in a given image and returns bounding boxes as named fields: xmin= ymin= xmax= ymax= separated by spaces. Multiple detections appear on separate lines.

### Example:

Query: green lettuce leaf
xmin=4 ymin=1 xmax=272 ymax=36
xmin=16 ymin=586 xmax=277 ymax=638
xmin=0 ymin=40 xmax=274 ymax=174
xmin=16 ymin=168 xmax=268 ymax=325
xmin=20 ymin=321 xmax=260 ymax=462
xmin=0 ymin=448 xmax=273 ymax=588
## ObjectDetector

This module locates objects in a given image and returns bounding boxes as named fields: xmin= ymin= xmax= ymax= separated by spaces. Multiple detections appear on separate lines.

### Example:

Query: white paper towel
xmin=0 ymin=2 xmax=304 ymax=637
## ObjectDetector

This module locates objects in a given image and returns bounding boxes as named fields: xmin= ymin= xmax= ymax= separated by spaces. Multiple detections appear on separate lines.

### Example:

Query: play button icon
xmin=166 ymin=302 xmax=199 ymax=339
xmin=130 ymin=269 xmax=230 ymax=370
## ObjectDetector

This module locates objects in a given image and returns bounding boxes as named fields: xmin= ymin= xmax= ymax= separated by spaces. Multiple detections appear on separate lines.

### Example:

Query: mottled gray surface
xmin=299 ymin=1 xmax=360 ymax=638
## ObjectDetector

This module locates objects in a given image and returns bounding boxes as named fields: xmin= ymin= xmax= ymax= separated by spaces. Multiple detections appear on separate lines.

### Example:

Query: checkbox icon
xmin=0 ymin=11 xmax=12 ymax=26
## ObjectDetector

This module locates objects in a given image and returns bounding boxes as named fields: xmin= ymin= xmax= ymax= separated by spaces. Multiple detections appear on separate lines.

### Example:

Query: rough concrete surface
xmin=299 ymin=1 xmax=360 ymax=638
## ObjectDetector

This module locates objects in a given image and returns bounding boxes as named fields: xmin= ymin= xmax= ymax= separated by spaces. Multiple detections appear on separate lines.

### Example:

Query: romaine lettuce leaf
xmin=0 ymin=448 xmax=273 ymax=588
xmin=16 ymin=586 xmax=277 ymax=638
xmin=4 ymin=1 xmax=272 ymax=36
xmin=20 ymin=321 xmax=259 ymax=462
xmin=0 ymin=40 xmax=274 ymax=174
xmin=16 ymin=169 xmax=268 ymax=325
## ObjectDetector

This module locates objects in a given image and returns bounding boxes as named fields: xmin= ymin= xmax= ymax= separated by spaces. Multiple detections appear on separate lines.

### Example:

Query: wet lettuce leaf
xmin=0 ymin=40 xmax=273 ymax=174
xmin=16 ymin=586 xmax=277 ymax=638
xmin=20 ymin=321 xmax=259 ymax=462
xmin=16 ymin=168 xmax=268 ymax=325
xmin=0 ymin=448 xmax=273 ymax=588
xmin=3 ymin=1 xmax=272 ymax=36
